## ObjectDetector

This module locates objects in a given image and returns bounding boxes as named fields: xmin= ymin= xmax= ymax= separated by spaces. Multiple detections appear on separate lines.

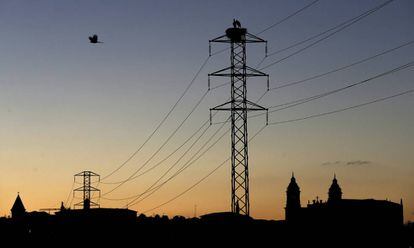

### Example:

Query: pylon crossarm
xmin=209 ymin=66 xmax=232 ymax=77
xmin=89 ymin=186 xmax=100 ymax=191
xmin=74 ymin=186 xmax=86 ymax=192
xmin=210 ymin=29 xmax=266 ymax=44
xmin=245 ymin=100 xmax=267 ymax=111
xmin=210 ymin=100 xmax=233 ymax=111
xmin=213 ymin=108 xmax=265 ymax=111
xmin=74 ymin=171 xmax=99 ymax=177
xmin=245 ymin=66 xmax=268 ymax=77
xmin=209 ymin=34 xmax=231 ymax=43
xmin=209 ymin=66 xmax=268 ymax=77
xmin=245 ymin=32 xmax=266 ymax=43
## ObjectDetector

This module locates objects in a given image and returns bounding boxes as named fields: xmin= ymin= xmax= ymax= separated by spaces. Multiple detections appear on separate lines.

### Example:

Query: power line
xmin=214 ymin=5 xmax=406 ymax=96
xmin=64 ymin=181 xmax=75 ymax=208
xmin=260 ymin=0 xmax=396 ymax=70
xmin=264 ymin=2 xmax=395 ymax=60
xmin=101 ymin=119 xmax=210 ymax=185
xmin=256 ymin=0 xmax=321 ymax=35
xmin=210 ymin=81 xmax=231 ymax=91
xmin=101 ymin=56 xmax=210 ymax=181
xmin=142 ymin=158 xmax=229 ymax=214
xmin=258 ymin=61 xmax=414 ymax=116
xmin=141 ymin=124 xmax=266 ymax=214
xmin=102 ymin=119 xmax=228 ymax=202
xmin=141 ymin=88 xmax=414 ymax=214
xmin=102 ymin=89 xmax=210 ymax=196
xmin=268 ymin=88 xmax=414 ymax=125
xmin=213 ymin=61 xmax=414 ymax=122
xmin=101 ymin=106 xmax=230 ymax=201
xmin=256 ymin=39 xmax=414 ymax=102
xmin=102 ymin=122 xmax=214 ymax=201
xmin=123 ymin=118 xmax=230 ymax=207
xmin=266 ymin=39 xmax=414 ymax=93
xmin=101 ymin=98 xmax=231 ymax=187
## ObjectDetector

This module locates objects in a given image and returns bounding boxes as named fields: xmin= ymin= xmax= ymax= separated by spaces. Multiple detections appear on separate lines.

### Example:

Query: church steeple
xmin=286 ymin=173 xmax=301 ymax=221
xmin=287 ymin=173 xmax=300 ymax=198
xmin=328 ymin=174 xmax=342 ymax=203
xmin=11 ymin=193 xmax=26 ymax=218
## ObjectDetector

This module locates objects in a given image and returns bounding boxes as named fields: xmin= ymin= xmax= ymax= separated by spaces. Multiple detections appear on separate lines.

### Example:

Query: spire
xmin=290 ymin=172 xmax=297 ymax=184
xmin=11 ymin=193 xmax=26 ymax=218
xmin=332 ymin=173 xmax=338 ymax=184
xmin=328 ymin=174 xmax=342 ymax=203
xmin=286 ymin=173 xmax=301 ymax=202
xmin=286 ymin=173 xmax=301 ymax=221
xmin=287 ymin=173 xmax=299 ymax=192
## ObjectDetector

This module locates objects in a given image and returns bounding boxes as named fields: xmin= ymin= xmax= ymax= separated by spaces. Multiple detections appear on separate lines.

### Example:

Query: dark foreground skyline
xmin=1 ymin=174 xmax=413 ymax=247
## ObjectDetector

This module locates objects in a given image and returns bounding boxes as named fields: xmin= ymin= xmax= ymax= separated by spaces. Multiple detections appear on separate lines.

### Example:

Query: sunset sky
xmin=0 ymin=0 xmax=413 ymax=222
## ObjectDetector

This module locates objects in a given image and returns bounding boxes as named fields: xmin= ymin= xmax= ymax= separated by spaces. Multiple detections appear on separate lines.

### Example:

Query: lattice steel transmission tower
xmin=73 ymin=171 xmax=101 ymax=210
xmin=209 ymin=21 xmax=268 ymax=216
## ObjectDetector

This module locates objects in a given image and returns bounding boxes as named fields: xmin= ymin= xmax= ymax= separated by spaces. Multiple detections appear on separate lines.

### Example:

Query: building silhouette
xmin=0 ymin=177 xmax=411 ymax=247
xmin=285 ymin=173 xmax=301 ymax=222
xmin=11 ymin=193 xmax=26 ymax=219
xmin=285 ymin=174 xmax=404 ymax=227
xmin=284 ymin=174 xmax=405 ymax=246
xmin=328 ymin=174 xmax=342 ymax=203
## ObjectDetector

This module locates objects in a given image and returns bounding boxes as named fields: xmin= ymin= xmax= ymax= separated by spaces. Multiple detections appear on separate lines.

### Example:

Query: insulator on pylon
xmin=267 ymin=76 xmax=270 ymax=91
xmin=266 ymin=110 xmax=269 ymax=125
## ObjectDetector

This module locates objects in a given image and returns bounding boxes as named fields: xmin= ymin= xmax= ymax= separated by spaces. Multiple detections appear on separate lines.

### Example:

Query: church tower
xmin=328 ymin=174 xmax=342 ymax=203
xmin=11 ymin=193 xmax=26 ymax=219
xmin=285 ymin=173 xmax=301 ymax=221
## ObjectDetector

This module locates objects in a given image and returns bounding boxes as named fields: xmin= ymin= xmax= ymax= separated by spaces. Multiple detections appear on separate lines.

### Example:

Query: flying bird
xmin=89 ymin=34 xmax=103 ymax=44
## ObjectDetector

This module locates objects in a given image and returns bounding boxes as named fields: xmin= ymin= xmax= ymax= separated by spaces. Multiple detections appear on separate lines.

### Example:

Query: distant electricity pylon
xmin=74 ymin=171 xmax=101 ymax=210
xmin=209 ymin=20 xmax=268 ymax=216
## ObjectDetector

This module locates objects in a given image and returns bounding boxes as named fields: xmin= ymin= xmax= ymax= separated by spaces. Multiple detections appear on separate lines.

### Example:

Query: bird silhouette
xmin=233 ymin=19 xmax=241 ymax=28
xmin=89 ymin=34 xmax=103 ymax=44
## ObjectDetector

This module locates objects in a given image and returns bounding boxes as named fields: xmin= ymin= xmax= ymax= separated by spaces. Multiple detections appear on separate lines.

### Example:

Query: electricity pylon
xmin=74 ymin=171 xmax=100 ymax=210
xmin=209 ymin=21 xmax=268 ymax=216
